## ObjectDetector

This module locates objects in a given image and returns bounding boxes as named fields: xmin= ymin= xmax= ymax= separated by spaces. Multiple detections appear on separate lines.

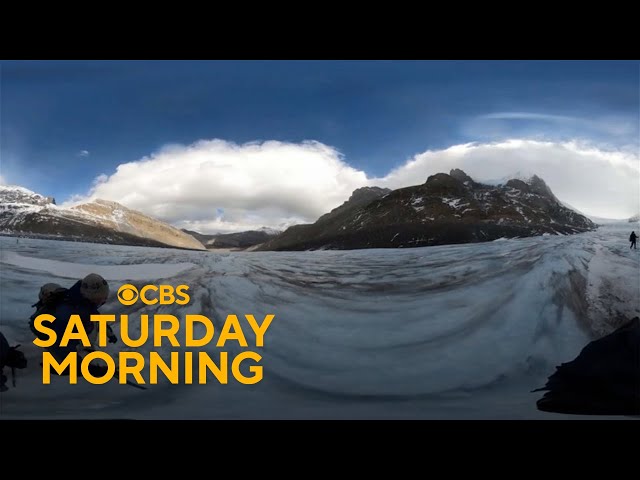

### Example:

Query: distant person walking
xmin=630 ymin=231 xmax=637 ymax=249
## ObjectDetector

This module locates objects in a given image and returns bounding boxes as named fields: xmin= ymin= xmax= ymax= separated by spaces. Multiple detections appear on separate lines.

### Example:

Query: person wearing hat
xmin=31 ymin=273 xmax=117 ymax=369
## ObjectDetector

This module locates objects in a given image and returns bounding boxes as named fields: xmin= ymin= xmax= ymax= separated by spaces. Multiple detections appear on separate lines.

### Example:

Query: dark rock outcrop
xmin=534 ymin=317 xmax=640 ymax=416
xmin=316 ymin=187 xmax=393 ymax=224
xmin=449 ymin=168 xmax=477 ymax=186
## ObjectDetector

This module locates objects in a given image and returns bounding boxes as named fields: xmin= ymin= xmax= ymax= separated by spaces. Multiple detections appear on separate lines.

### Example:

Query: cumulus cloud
xmin=78 ymin=150 xmax=90 ymax=157
xmin=64 ymin=139 xmax=368 ymax=233
xmin=66 ymin=138 xmax=640 ymax=233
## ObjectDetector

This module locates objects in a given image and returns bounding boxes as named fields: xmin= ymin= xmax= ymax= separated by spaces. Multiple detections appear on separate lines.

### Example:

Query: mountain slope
xmin=258 ymin=170 xmax=597 ymax=251
xmin=257 ymin=186 xmax=392 ymax=251
xmin=181 ymin=227 xmax=282 ymax=250
xmin=181 ymin=229 xmax=216 ymax=245
xmin=0 ymin=186 xmax=205 ymax=250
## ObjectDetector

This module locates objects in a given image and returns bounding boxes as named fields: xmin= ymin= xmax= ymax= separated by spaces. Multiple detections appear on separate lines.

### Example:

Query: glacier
xmin=0 ymin=221 xmax=638 ymax=419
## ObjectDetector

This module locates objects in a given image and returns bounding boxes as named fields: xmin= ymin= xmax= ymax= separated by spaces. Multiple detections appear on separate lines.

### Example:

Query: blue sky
xmin=1 ymin=60 xmax=638 ymax=230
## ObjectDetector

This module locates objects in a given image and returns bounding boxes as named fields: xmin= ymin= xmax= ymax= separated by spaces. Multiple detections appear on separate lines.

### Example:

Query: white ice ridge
xmin=0 ymin=251 xmax=196 ymax=281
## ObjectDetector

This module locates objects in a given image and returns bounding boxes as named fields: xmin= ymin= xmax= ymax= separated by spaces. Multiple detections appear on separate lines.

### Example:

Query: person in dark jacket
xmin=0 ymin=331 xmax=27 ymax=392
xmin=30 ymin=273 xmax=117 ymax=375
xmin=0 ymin=331 xmax=10 ymax=392
xmin=630 ymin=231 xmax=637 ymax=249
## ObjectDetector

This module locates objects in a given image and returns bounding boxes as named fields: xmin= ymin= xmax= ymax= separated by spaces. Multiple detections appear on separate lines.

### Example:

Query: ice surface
xmin=0 ymin=223 xmax=638 ymax=420
xmin=1 ymin=251 xmax=196 ymax=281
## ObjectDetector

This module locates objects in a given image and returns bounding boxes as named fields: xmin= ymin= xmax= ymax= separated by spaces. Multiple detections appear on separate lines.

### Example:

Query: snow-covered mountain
xmin=0 ymin=185 xmax=56 ymax=207
xmin=259 ymin=169 xmax=597 ymax=251
xmin=0 ymin=185 xmax=205 ymax=250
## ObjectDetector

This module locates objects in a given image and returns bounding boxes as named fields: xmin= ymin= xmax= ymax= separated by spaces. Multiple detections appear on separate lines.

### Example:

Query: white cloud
xmin=64 ymin=139 xmax=368 ymax=233
xmin=0 ymin=174 xmax=5 ymax=185
xmin=78 ymin=150 xmax=90 ymax=157
xmin=467 ymin=112 xmax=637 ymax=141
xmin=66 ymin=138 xmax=640 ymax=233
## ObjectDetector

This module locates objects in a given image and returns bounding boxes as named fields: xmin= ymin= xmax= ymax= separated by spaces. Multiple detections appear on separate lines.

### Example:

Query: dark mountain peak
xmin=425 ymin=172 xmax=467 ymax=195
xmin=425 ymin=172 xmax=451 ymax=183
xmin=348 ymin=186 xmax=392 ymax=202
xmin=505 ymin=178 xmax=529 ymax=190
xmin=449 ymin=168 xmax=475 ymax=185
xmin=506 ymin=175 xmax=558 ymax=202
xmin=316 ymin=185 xmax=391 ymax=224
xmin=529 ymin=174 xmax=544 ymax=184
xmin=527 ymin=175 xmax=558 ymax=200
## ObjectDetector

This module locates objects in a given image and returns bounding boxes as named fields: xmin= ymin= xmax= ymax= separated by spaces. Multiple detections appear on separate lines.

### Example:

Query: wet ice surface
xmin=1 ymin=222 xmax=638 ymax=419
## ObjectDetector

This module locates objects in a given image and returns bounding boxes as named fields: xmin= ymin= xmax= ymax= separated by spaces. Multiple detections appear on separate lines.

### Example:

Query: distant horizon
xmin=1 ymin=60 xmax=638 ymax=231
xmin=1 ymin=166 xmax=637 ymax=235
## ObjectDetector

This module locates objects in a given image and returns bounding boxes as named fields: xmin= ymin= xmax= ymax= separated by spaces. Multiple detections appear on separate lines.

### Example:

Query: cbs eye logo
xmin=117 ymin=284 xmax=190 ymax=306
xmin=117 ymin=284 xmax=139 ymax=305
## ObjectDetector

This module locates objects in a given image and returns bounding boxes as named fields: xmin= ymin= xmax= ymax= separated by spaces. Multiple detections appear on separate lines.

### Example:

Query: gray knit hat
xmin=80 ymin=273 xmax=109 ymax=305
